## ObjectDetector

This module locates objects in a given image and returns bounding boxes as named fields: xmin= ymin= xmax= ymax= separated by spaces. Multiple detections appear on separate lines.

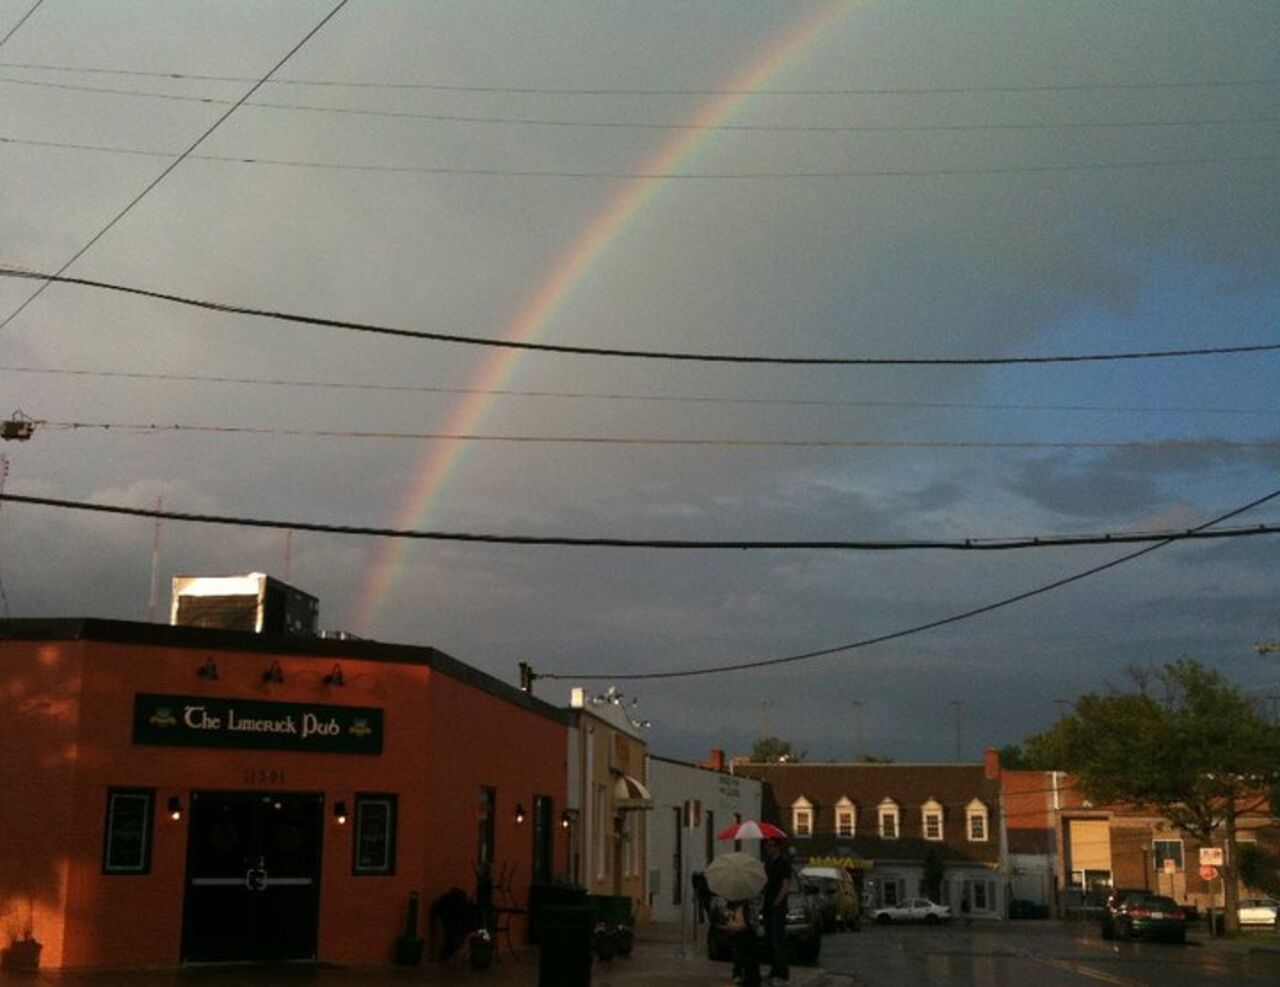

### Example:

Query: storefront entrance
xmin=181 ymin=791 xmax=324 ymax=962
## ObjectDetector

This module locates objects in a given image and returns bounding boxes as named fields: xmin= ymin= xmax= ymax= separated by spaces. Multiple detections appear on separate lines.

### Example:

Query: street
xmin=820 ymin=921 xmax=1280 ymax=986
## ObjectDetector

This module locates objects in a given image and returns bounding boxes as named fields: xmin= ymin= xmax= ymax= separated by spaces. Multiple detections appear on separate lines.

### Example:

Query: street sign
xmin=1199 ymin=864 xmax=1219 ymax=881
xmin=1199 ymin=847 xmax=1224 ymax=866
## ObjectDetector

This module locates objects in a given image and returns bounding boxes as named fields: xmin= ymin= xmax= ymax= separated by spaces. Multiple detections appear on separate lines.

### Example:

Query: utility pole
xmin=950 ymin=700 xmax=965 ymax=762
xmin=851 ymin=700 xmax=865 ymax=762
xmin=147 ymin=495 xmax=163 ymax=622
xmin=0 ymin=454 xmax=9 ymax=618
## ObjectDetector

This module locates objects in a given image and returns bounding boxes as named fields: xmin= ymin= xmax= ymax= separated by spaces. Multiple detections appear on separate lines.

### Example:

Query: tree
xmin=1025 ymin=659 xmax=1280 ymax=935
xmin=750 ymin=736 xmax=806 ymax=763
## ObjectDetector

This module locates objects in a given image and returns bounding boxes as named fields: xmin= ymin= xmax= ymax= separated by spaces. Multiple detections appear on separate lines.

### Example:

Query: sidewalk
xmin=0 ymin=924 xmax=850 ymax=987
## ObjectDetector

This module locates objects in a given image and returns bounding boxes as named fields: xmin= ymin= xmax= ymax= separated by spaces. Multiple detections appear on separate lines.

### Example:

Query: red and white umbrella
xmin=717 ymin=820 xmax=787 ymax=841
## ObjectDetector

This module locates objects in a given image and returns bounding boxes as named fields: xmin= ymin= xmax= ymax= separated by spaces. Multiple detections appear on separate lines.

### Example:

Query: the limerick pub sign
xmin=134 ymin=693 xmax=383 ymax=755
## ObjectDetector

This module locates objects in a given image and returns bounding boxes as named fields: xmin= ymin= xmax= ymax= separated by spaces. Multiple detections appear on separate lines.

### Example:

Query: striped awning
xmin=614 ymin=773 xmax=653 ymax=811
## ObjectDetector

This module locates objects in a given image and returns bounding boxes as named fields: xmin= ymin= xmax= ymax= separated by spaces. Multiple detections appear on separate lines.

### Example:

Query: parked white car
xmin=1238 ymin=898 xmax=1279 ymax=927
xmin=871 ymin=898 xmax=952 ymax=924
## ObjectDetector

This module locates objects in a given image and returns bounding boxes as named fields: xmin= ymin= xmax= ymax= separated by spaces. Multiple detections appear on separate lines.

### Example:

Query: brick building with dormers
xmin=733 ymin=751 xmax=1005 ymax=919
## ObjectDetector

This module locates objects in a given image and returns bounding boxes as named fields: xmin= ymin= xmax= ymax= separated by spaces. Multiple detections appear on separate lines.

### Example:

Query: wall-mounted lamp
xmin=323 ymin=664 xmax=345 ymax=687
xmin=560 ymin=809 xmax=578 ymax=830
xmin=514 ymin=803 xmax=527 ymax=825
xmin=334 ymin=800 xmax=348 ymax=825
xmin=168 ymin=796 xmax=183 ymax=821
xmin=197 ymin=657 xmax=219 ymax=680
xmin=262 ymin=660 xmax=284 ymax=684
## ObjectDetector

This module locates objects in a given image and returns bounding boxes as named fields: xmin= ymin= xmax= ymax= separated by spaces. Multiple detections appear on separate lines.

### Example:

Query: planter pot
xmin=2 ymin=938 xmax=42 ymax=972
xmin=469 ymin=934 xmax=493 ymax=970
xmin=593 ymin=934 xmax=618 ymax=961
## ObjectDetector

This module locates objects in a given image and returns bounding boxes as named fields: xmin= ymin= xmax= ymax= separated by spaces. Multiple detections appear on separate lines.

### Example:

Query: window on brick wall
xmin=1153 ymin=838 xmax=1184 ymax=871
xmin=922 ymin=799 xmax=944 ymax=841
xmin=835 ymin=797 xmax=855 ymax=837
xmin=792 ymin=796 xmax=813 ymax=838
xmin=879 ymin=799 xmax=899 ymax=840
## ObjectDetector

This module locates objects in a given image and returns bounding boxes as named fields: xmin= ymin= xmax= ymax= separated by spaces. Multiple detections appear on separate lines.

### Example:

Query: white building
xmin=646 ymin=751 xmax=764 ymax=924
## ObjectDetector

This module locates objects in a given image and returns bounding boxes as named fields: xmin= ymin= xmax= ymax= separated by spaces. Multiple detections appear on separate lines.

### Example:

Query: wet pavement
xmin=0 ymin=922 xmax=846 ymax=987
xmin=5 ymin=920 xmax=1277 ymax=986
xmin=822 ymin=918 xmax=1280 ymax=986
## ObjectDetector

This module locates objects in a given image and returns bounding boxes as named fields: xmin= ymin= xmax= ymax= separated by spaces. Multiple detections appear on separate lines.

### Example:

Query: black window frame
xmin=352 ymin=793 xmax=397 ymax=876
xmin=477 ymin=786 xmax=496 ymax=867
xmin=102 ymin=788 xmax=155 ymax=875
xmin=532 ymin=794 xmax=554 ymax=885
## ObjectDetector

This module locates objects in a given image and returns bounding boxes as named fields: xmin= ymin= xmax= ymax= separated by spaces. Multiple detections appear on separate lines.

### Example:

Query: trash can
xmin=538 ymin=905 xmax=593 ymax=987
xmin=529 ymin=882 xmax=588 ymax=944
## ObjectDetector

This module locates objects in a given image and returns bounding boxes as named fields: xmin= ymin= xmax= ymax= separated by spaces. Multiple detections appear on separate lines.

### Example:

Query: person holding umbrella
xmin=705 ymin=852 xmax=766 ymax=987
xmin=762 ymin=838 xmax=792 ymax=985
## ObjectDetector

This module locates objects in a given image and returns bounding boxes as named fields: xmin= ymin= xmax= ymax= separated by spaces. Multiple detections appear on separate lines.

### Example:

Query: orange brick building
xmin=1 ymin=618 xmax=567 ymax=970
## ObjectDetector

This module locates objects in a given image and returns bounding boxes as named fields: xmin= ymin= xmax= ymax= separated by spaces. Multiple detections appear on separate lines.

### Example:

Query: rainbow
xmin=353 ymin=1 xmax=853 ymax=634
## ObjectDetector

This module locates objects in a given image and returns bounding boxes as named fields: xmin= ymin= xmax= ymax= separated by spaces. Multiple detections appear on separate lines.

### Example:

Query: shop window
xmin=1153 ymin=838 xmax=1183 ymax=871
xmin=354 ymin=794 xmax=397 ymax=875
xmin=103 ymin=788 xmax=154 ymax=874
xmin=835 ymin=797 xmax=855 ymax=838
xmin=966 ymin=800 xmax=988 ymax=842
xmin=922 ymin=799 xmax=944 ymax=841
xmin=878 ymin=799 xmax=899 ymax=840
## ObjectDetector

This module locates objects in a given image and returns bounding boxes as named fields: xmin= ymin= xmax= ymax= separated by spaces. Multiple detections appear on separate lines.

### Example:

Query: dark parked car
xmin=1100 ymin=891 xmax=1187 ymax=943
xmin=707 ymin=885 xmax=824 ymax=964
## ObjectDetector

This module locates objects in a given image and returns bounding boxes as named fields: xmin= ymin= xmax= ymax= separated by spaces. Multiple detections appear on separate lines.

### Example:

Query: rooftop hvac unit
xmin=170 ymin=573 xmax=318 ymax=635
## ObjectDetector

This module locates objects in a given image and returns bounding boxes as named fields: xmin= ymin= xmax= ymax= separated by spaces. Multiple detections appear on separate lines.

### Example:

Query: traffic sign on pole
xmin=1199 ymin=864 xmax=1219 ymax=881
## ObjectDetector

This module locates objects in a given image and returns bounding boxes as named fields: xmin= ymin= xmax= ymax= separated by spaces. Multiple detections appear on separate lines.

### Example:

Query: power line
xmin=6 ymin=73 xmax=1279 ymax=134
xmin=0 ymin=0 xmax=353 ymax=334
xmin=1 ymin=59 xmax=1276 ymax=95
xmin=3 ymin=268 xmax=1278 ymax=367
xmin=4 ymin=364 xmax=1278 ymax=417
xmin=1 ymin=491 xmax=1278 ymax=552
xmin=2 ymin=133 xmax=1275 ymax=181
xmin=539 ymin=485 xmax=1280 ymax=680
xmin=0 ymin=1 xmax=45 ymax=50
xmin=32 ymin=419 xmax=1280 ymax=454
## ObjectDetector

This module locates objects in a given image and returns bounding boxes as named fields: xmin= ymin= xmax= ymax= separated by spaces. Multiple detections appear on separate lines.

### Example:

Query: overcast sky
xmin=2 ymin=0 xmax=1278 ymax=763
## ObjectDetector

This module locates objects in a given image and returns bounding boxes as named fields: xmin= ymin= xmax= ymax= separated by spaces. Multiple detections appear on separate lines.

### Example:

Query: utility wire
xmin=32 ymin=419 xmax=1280 ymax=453
xmin=2 ymin=268 xmax=1277 ymax=367
xmin=0 ymin=60 xmax=1276 ymax=94
xmin=539 ymin=485 xmax=1280 ymax=680
xmin=4 ymin=364 xmax=1278 ymax=417
xmin=0 ymin=491 xmax=1277 ymax=552
xmin=2 ymin=134 xmax=1275 ymax=181
xmin=0 ymin=0 xmax=352 ymax=334
xmin=0 ymin=0 xmax=44 ymax=49
xmin=5 ymin=73 xmax=1279 ymax=134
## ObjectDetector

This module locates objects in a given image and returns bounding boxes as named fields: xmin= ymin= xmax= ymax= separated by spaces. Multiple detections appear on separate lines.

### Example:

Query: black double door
xmin=182 ymin=791 xmax=324 ymax=963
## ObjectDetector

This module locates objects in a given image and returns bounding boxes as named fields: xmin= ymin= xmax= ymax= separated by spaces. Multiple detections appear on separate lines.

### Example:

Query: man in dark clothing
xmin=762 ymin=839 xmax=791 ymax=985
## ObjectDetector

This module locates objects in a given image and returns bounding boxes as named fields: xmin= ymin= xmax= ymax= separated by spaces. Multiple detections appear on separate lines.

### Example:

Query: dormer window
xmin=922 ymin=799 xmax=944 ymax=841
xmin=835 ymin=797 xmax=855 ymax=838
xmin=966 ymin=799 xmax=989 ymax=842
xmin=791 ymin=796 xmax=813 ymax=838
xmin=878 ymin=798 xmax=899 ymax=840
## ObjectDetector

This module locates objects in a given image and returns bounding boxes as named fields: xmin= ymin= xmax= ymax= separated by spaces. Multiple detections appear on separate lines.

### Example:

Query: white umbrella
xmin=704 ymin=852 xmax=768 ymax=903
